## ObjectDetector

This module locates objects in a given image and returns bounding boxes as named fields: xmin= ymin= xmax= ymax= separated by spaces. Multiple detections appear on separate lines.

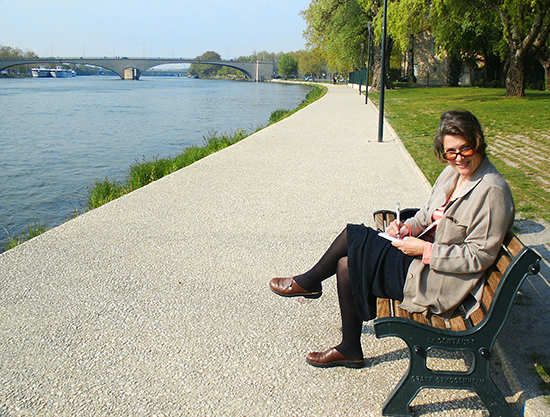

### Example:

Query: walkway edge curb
xmin=366 ymin=97 xmax=432 ymax=193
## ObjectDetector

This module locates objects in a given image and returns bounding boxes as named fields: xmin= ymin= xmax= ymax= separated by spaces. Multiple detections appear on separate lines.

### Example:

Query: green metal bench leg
xmin=380 ymin=373 xmax=417 ymax=416
xmin=475 ymin=376 xmax=516 ymax=417
xmin=381 ymin=345 xmax=426 ymax=416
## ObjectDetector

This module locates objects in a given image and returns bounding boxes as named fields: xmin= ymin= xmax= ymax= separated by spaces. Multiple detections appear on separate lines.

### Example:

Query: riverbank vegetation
xmin=3 ymin=223 xmax=48 ymax=251
xmin=369 ymin=87 xmax=550 ymax=223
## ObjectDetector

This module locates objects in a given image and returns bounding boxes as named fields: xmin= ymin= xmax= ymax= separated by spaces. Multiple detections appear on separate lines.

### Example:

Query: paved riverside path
xmin=0 ymin=84 xmax=545 ymax=416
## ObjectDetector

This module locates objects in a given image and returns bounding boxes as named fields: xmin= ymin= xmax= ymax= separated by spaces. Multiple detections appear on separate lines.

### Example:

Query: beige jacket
xmin=399 ymin=157 xmax=515 ymax=318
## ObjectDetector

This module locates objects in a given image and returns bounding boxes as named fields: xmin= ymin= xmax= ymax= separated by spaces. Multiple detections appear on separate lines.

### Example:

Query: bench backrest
xmin=374 ymin=210 xmax=541 ymax=337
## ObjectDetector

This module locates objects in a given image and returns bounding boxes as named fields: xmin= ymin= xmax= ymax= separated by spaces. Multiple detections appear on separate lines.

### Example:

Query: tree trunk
xmin=536 ymin=49 xmax=550 ymax=91
xmin=447 ymin=50 xmax=463 ymax=87
xmin=385 ymin=37 xmax=395 ymax=89
xmin=371 ymin=37 xmax=395 ymax=91
xmin=371 ymin=46 xmax=382 ymax=90
xmin=505 ymin=52 xmax=526 ymax=97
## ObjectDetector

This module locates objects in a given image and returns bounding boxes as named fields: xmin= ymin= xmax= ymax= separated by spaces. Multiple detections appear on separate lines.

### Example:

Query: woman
xmin=270 ymin=110 xmax=514 ymax=368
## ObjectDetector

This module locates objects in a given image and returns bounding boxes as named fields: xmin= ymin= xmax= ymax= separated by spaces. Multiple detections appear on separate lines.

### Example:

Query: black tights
xmin=294 ymin=229 xmax=364 ymax=360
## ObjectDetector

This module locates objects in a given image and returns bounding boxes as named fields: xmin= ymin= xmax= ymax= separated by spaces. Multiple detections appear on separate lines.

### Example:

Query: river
xmin=0 ymin=76 xmax=312 ymax=251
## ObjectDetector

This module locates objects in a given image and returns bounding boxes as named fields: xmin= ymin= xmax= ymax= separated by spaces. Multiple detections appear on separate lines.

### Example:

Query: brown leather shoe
xmin=269 ymin=277 xmax=322 ymax=299
xmin=306 ymin=347 xmax=364 ymax=368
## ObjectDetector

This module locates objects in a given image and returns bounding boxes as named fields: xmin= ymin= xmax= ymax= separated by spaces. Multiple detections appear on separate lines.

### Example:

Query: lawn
xmin=369 ymin=87 xmax=550 ymax=223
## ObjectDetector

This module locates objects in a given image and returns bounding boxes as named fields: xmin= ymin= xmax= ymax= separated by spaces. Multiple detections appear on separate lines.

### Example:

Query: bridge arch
xmin=0 ymin=58 xmax=275 ymax=81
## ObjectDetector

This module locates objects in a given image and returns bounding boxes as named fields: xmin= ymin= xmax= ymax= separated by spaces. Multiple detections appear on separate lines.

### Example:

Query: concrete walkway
xmin=1 ymin=84 xmax=548 ymax=416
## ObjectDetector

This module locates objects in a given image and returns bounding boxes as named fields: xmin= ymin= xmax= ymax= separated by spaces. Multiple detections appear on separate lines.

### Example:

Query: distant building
xmin=404 ymin=30 xmax=481 ymax=87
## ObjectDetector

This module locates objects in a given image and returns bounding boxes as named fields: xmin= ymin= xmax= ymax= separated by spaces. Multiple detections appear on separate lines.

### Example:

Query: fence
xmin=348 ymin=68 xmax=369 ymax=86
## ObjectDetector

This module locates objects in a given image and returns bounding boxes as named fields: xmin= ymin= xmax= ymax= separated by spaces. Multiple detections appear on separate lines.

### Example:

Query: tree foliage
xmin=189 ymin=51 xmax=222 ymax=78
xmin=278 ymin=54 xmax=299 ymax=77
xmin=0 ymin=44 xmax=38 ymax=75
xmin=302 ymin=0 xmax=373 ymax=73
xmin=432 ymin=0 xmax=550 ymax=95
xmin=301 ymin=0 xmax=550 ymax=95
xmin=294 ymin=49 xmax=327 ymax=77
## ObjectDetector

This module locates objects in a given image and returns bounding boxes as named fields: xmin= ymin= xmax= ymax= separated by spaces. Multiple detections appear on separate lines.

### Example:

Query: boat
xmin=50 ymin=66 xmax=76 ymax=78
xmin=31 ymin=66 xmax=76 ymax=78
xmin=31 ymin=66 xmax=52 ymax=78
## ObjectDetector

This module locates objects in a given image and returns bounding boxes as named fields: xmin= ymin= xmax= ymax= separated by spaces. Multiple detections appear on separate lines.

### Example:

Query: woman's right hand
xmin=386 ymin=220 xmax=409 ymax=239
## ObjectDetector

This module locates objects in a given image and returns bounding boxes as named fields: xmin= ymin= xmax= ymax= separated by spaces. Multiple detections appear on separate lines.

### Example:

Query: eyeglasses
xmin=443 ymin=146 xmax=475 ymax=160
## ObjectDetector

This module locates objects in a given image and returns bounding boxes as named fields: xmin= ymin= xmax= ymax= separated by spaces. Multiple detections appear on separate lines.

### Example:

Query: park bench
xmin=372 ymin=209 xmax=541 ymax=416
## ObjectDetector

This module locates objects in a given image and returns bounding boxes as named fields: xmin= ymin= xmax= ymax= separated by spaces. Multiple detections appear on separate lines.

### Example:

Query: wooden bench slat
xmin=495 ymin=251 xmax=512 ymax=275
xmin=481 ymin=282 xmax=495 ymax=310
xmin=469 ymin=307 xmax=486 ymax=327
xmin=394 ymin=301 xmax=412 ymax=319
xmin=373 ymin=210 xmax=396 ymax=232
xmin=430 ymin=315 xmax=447 ymax=330
xmin=377 ymin=298 xmax=391 ymax=319
xmin=448 ymin=315 xmax=468 ymax=331
xmin=413 ymin=313 xmax=429 ymax=325
xmin=486 ymin=266 xmax=503 ymax=295
xmin=503 ymin=232 xmax=524 ymax=257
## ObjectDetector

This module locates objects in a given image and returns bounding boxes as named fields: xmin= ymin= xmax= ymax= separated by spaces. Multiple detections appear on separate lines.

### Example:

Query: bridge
xmin=0 ymin=57 xmax=277 ymax=81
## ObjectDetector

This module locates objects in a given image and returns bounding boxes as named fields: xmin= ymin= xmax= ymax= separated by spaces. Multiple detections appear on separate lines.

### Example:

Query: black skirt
xmin=347 ymin=224 xmax=415 ymax=321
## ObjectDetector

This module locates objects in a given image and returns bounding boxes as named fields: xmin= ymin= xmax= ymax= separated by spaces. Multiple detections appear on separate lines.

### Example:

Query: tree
xmin=302 ymin=0 xmax=372 ymax=73
xmin=302 ymin=0 xmax=398 ymax=90
xmin=0 ymin=44 xmax=38 ymax=75
xmin=278 ymin=54 xmax=299 ymax=78
xmin=189 ymin=51 xmax=222 ymax=78
xmin=295 ymin=49 xmax=327 ymax=77
xmin=535 ymin=43 xmax=550 ymax=90
xmin=386 ymin=0 xmax=431 ymax=83
xmin=492 ymin=0 xmax=550 ymax=96
xmin=433 ymin=0 xmax=550 ymax=96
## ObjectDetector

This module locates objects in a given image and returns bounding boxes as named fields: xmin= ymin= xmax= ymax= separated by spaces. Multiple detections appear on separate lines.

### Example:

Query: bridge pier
xmin=123 ymin=67 xmax=141 ymax=80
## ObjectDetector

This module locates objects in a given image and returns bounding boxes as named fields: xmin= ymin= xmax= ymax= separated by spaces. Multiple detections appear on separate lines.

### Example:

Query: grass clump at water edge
xmin=269 ymin=83 xmax=327 ymax=124
xmin=3 ymin=222 xmax=48 ymax=251
xmin=88 ymin=129 xmax=249 ymax=209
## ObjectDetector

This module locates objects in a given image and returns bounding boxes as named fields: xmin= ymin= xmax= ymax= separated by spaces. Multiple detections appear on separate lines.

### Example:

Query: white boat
xmin=31 ymin=66 xmax=52 ymax=78
xmin=50 ymin=66 xmax=75 ymax=78
xmin=31 ymin=66 xmax=76 ymax=78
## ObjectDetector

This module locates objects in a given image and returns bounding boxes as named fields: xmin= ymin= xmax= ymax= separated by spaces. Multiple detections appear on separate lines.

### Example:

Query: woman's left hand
xmin=392 ymin=237 xmax=426 ymax=257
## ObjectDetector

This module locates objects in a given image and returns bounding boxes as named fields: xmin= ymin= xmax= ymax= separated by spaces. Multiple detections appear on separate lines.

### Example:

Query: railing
xmin=348 ymin=68 xmax=369 ymax=86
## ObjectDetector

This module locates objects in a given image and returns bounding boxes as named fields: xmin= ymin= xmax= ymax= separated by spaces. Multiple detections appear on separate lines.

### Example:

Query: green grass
xmin=87 ymin=129 xmax=250 ymax=209
xmin=529 ymin=353 xmax=550 ymax=404
xmin=369 ymin=87 xmax=550 ymax=222
xmin=3 ymin=222 xmax=48 ymax=251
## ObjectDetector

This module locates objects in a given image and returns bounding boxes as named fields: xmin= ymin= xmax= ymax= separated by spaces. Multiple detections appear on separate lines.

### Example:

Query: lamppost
xmin=378 ymin=0 xmax=388 ymax=142
xmin=365 ymin=22 xmax=372 ymax=104
xmin=359 ymin=43 xmax=364 ymax=95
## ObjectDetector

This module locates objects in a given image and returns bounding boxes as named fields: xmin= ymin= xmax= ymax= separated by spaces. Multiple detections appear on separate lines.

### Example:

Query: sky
xmin=1 ymin=0 xmax=312 ymax=60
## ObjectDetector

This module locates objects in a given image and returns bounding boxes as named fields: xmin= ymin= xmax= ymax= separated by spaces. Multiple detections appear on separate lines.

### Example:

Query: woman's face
xmin=443 ymin=134 xmax=483 ymax=180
